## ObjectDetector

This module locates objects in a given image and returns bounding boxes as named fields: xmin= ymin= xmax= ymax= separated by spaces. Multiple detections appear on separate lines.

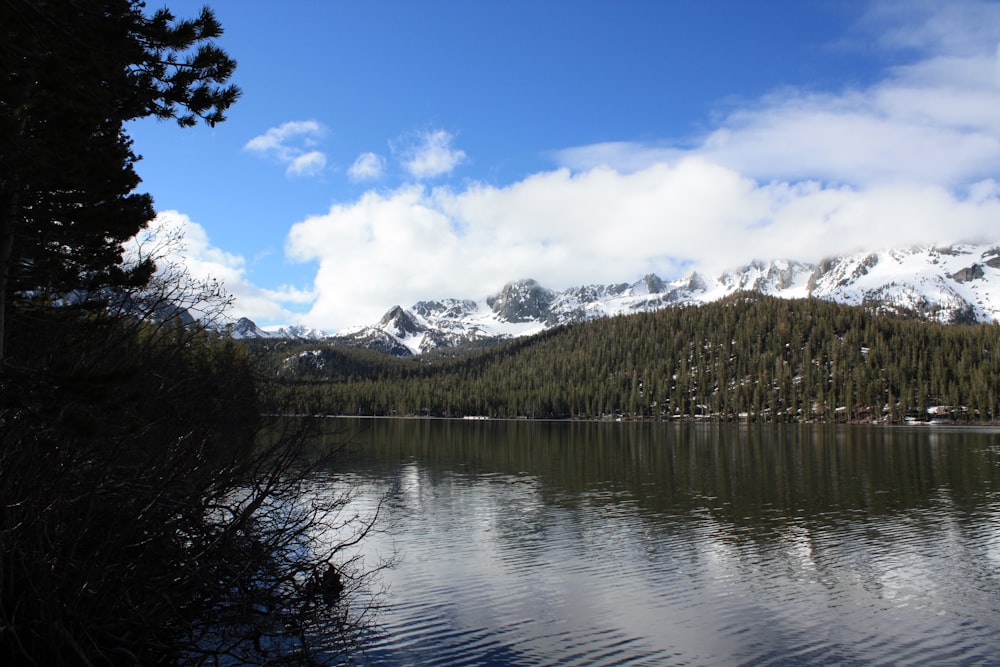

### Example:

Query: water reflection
xmin=327 ymin=420 xmax=1000 ymax=666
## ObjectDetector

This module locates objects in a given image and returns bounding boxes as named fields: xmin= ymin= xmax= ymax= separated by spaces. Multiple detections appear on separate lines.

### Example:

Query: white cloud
xmin=695 ymin=72 xmax=1000 ymax=187
xmin=555 ymin=142 xmax=684 ymax=174
xmin=861 ymin=0 xmax=1000 ymax=56
xmin=244 ymin=120 xmax=322 ymax=156
xmin=288 ymin=150 xmax=327 ymax=177
xmin=557 ymin=2 xmax=1000 ymax=189
xmin=398 ymin=129 xmax=466 ymax=179
xmin=244 ymin=120 xmax=328 ymax=178
xmin=348 ymin=151 xmax=386 ymax=181
xmin=558 ymin=55 xmax=1000 ymax=189
xmin=285 ymin=161 xmax=1000 ymax=331
xmin=139 ymin=211 xmax=315 ymax=324
xmin=286 ymin=186 xmax=460 ymax=328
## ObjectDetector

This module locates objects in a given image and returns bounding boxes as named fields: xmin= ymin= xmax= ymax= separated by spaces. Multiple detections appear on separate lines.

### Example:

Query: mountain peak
xmin=487 ymin=278 xmax=556 ymax=323
xmin=378 ymin=305 xmax=423 ymax=337
xmin=230 ymin=316 xmax=270 ymax=339
xmin=630 ymin=273 xmax=666 ymax=295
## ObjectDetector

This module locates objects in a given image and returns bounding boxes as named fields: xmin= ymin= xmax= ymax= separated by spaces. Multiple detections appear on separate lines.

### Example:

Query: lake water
xmin=326 ymin=419 xmax=1000 ymax=666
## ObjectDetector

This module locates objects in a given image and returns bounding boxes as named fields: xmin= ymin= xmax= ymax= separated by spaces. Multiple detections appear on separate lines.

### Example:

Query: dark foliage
xmin=0 ymin=0 xmax=239 ymax=361
xmin=1 ymin=303 xmax=383 ymax=665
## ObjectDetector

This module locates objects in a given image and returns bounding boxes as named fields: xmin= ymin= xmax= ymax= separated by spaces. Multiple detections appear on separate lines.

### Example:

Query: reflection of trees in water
xmin=334 ymin=419 xmax=1000 ymax=527
xmin=325 ymin=419 xmax=1000 ymax=666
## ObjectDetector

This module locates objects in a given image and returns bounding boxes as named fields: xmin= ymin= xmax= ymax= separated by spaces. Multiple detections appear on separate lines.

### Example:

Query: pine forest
xmin=267 ymin=294 xmax=1000 ymax=424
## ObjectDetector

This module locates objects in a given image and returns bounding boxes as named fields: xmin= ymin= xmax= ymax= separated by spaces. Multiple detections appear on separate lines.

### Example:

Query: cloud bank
xmin=286 ymin=165 xmax=1000 ymax=330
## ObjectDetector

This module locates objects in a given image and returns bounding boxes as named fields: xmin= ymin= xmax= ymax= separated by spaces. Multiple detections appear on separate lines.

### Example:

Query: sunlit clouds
xmin=244 ymin=120 xmax=328 ymax=177
xmin=141 ymin=211 xmax=315 ymax=323
xmin=345 ymin=130 xmax=465 ymax=182
xmin=284 ymin=161 xmax=1000 ymax=330
xmin=558 ymin=50 xmax=1000 ymax=188
xmin=348 ymin=151 xmax=386 ymax=181
xmin=397 ymin=129 xmax=467 ymax=179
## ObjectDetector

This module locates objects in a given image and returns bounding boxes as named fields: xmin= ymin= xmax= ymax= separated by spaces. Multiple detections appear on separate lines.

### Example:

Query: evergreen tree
xmin=0 ymin=0 xmax=239 ymax=365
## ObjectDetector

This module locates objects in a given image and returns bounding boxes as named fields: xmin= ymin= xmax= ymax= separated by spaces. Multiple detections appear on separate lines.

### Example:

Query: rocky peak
xmin=720 ymin=259 xmax=807 ymax=293
xmin=686 ymin=272 xmax=708 ymax=293
xmin=412 ymin=298 xmax=479 ymax=320
xmin=630 ymin=273 xmax=666 ymax=295
xmin=378 ymin=305 xmax=423 ymax=336
xmin=232 ymin=317 xmax=263 ymax=337
xmin=487 ymin=279 xmax=556 ymax=323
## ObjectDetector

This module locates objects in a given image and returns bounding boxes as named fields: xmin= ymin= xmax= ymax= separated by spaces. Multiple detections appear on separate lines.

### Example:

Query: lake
xmin=325 ymin=419 xmax=1000 ymax=666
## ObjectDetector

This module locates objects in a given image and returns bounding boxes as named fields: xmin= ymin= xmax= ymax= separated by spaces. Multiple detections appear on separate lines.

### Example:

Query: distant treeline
xmin=265 ymin=294 xmax=1000 ymax=423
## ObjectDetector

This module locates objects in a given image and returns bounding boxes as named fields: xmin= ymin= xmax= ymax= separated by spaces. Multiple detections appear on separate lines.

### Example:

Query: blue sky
xmin=128 ymin=0 xmax=1000 ymax=331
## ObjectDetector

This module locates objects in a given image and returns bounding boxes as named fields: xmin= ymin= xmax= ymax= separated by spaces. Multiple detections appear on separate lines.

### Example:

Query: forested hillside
xmin=271 ymin=294 xmax=1000 ymax=423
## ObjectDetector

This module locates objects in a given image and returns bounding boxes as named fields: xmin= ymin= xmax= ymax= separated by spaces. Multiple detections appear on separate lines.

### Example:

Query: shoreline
xmin=292 ymin=413 xmax=1000 ymax=428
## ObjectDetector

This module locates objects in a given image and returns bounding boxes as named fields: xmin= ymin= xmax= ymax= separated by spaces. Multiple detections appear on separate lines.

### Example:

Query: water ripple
xmin=329 ymin=422 xmax=1000 ymax=666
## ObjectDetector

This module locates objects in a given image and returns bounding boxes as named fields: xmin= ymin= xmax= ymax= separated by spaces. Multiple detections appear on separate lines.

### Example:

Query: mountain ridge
xmin=235 ymin=241 xmax=1000 ymax=355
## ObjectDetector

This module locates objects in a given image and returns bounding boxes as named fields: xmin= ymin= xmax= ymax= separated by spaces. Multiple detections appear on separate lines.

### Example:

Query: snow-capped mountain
xmin=804 ymin=245 xmax=1000 ymax=324
xmin=331 ymin=264 xmax=815 ymax=355
xmin=227 ymin=317 xmax=328 ymax=341
xmin=238 ymin=242 xmax=1000 ymax=356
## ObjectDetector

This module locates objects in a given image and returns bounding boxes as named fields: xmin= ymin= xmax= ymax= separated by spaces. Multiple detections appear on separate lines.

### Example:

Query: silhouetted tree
xmin=1 ymin=236 xmax=387 ymax=664
xmin=1 ymin=3 xmax=388 ymax=663
xmin=0 ymin=0 xmax=239 ymax=365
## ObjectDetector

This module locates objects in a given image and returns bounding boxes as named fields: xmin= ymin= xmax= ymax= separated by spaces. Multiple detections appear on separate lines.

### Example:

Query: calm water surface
xmin=326 ymin=419 xmax=1000 ymax=666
